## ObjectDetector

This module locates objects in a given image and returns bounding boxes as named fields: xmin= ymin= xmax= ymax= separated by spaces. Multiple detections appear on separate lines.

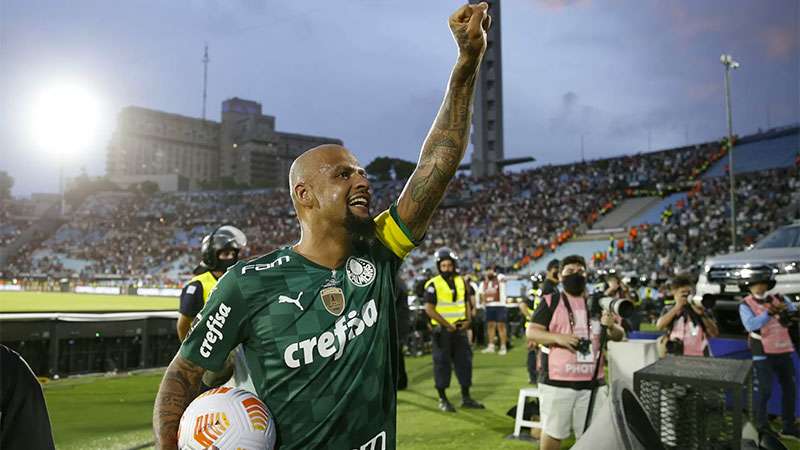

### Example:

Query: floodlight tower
xmin=721 ymin=53 xmax=740 ymax=251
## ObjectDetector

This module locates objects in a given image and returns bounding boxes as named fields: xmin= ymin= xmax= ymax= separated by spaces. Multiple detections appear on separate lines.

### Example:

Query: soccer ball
xmin=178 ymin=387 xmax=276 ymax=450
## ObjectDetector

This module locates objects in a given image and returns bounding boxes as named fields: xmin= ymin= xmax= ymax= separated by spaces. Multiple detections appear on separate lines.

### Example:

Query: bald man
xmin=153 ymin=4 xmax=491 ymax=450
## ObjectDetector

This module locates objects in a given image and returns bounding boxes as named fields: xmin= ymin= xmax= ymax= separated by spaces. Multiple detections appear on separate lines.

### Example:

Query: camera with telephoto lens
xmin=665 ymin=338 xmax=684 ymax=356
xmin=588 ymin=294 xmax=634 ymax=319
xmin=575 ymin=337 xmax=592 ymax=355
xmin=689 ymin=294 xmax=715 ymax=309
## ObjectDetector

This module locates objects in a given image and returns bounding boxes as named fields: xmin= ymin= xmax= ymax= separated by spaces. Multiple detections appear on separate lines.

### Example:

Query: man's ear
xmin=293 ymin=182 xmax=314 ymax=207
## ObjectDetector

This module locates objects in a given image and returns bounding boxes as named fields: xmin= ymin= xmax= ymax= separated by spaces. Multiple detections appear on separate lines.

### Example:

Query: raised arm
xmin=396 ymin=2 xmax=491 ymax=240
xmin=153 ymin=354 xmax=205 ymax=449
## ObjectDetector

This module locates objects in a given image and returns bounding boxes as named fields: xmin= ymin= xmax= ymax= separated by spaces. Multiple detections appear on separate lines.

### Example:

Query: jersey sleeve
xmin=179 ymin=268 xmax=249 ymax=372
xmin=178 ymin=280 xmax=204 ymax=317
xmin=373 ymin=203 xmax=419 ymax=260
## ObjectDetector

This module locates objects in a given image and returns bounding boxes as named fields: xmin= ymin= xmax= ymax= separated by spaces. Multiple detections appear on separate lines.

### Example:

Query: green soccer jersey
xmin=180 ymin=205 xmax=417 ymax=450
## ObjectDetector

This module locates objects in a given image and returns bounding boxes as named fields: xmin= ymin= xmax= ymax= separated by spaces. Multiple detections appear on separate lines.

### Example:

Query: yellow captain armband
xmin=373 ymin=204 xmax=419 ymax=259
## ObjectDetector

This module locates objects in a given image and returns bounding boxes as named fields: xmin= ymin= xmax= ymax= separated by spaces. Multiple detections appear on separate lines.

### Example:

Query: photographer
xmin=527 ymin=255 xmax=625 ymax=450
xmin=739 ymin=272 xmax=798 ymax=439
xmin=604 ymin=273 xmax=641 ymax=331
xmin=656 ymin=274 xmax=719 ymax=356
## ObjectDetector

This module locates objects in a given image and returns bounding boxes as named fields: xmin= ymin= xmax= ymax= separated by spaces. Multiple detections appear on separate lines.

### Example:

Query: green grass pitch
xmin=43 ymin=339 xmax=567 ymax=450
xmin=0 ymin=291 xmax=177 ymax=313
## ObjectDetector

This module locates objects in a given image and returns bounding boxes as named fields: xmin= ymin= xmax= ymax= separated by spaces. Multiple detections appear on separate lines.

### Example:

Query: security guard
xmin=520 ymin=272 xmax=544 ymax=384
xmin=424 ymin=248 xmax=484 ymax=412
xmin=176 ymin=225 xmax=247 ymax=341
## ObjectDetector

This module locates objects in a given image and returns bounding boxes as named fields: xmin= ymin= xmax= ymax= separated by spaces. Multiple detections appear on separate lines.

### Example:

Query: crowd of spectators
xmin=598 ymin=166 xmax=800 ymax=279
xmin=3 ymin=139 xmax=730 ymax=286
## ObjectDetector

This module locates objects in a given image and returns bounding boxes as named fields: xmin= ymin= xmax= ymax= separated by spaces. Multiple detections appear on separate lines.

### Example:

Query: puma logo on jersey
xmin=283 ymin=299 xmax=378 ymax=369
xmin=278 ymin=292 xmax=304 ymax=311
xmin=240 ymin=256 xmax=290 ymax=275
xmin=200 ymin=302 xmax=232 ymax=358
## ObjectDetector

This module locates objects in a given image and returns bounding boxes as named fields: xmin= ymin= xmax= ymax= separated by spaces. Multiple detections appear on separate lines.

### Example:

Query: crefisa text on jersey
xmin=199 ymin=302 xmax=232 ymax=358
xmin=283 ymin=298 xmax=378 ymax=369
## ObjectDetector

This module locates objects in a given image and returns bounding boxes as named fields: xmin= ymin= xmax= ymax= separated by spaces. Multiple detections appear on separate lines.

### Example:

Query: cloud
xmin=762 ymin=26 xmax=798 ymax=60
xmin=537 ymin=0 xmax=591 ymax=12
xmin=665 ymin=2 xmax=725 ymax=43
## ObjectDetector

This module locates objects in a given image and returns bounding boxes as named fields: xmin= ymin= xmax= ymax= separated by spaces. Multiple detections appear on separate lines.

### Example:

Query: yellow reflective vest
xmin=425 ymin=275 xmax=467 ymax=325
xmin=188 ymin=271 xmax=218 ymax=304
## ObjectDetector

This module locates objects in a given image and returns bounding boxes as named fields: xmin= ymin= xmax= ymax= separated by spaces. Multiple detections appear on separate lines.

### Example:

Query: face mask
xmin=216 ymin=252 xmax=238 ymax=272
xmin=562 ymin=273 xmax=586 ymax=296
xmin=441 ymin=270 xmax=455 ymax=279
xmin=753 ymin=292 xmax=767 ymax=301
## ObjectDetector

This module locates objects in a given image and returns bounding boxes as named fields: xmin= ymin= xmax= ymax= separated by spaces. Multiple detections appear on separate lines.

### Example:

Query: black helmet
xmin=738 ymin=269 xmax=777 ymax=292
xmin=434 ymin=247 xmax=458 ymax=273
xmin=201 ymin=225 xmax=247 ymax=272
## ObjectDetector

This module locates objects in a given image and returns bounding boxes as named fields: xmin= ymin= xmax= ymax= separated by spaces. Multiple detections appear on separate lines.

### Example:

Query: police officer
xmin=739 ymin=271 xmax=799 ymax=439
xmin=541 ymin=259 xmax=560 ymax=296
xmin=520 ymin=272 xmax=544 ymax=384
xmin=176 ymin=225 xmax=248 ymax=341
xmin=523 ymin=259 xmax=560 ymax=381
xmin=656 ymin=274 xmax=719 ymax=356
xmin=424 ymin=248 xmax=485 ymax=412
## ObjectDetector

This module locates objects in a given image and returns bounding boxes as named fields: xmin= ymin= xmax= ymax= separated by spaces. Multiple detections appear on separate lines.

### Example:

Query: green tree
xmin=65 ymin=174 xmax=120 ymax=208
xmin=365 ymin=157 xmax=415 ymax=181
xmin=139 ymin=181 xmax=160 ymax=196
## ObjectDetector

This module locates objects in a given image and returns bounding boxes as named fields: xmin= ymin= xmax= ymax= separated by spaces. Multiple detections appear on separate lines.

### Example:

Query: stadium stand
xmin=4 ymin=137 xmax=724 ymax=286
xmin=702 ymin=127 xmax=799 ymax=178
xmin=599 ymin=166 xmax=800 ymax=280
xmin=5 ymin=127 xmax=797 ymax=287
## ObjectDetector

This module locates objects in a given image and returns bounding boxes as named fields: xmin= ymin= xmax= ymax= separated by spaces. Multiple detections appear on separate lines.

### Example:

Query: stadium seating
xmin=599 ymin=166 xmax=800 ymax=279
xmin=5 ymin=127 xmax=797 ymax=287
xmin=703 ymin=130 xmax=798 ymax=178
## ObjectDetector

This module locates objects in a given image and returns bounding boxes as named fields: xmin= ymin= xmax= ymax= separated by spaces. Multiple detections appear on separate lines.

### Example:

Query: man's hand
xmin=768 ymin=302 xmax=786 ymax=316
xmin=555 ymin=334 xmax=579 ymax=352
xmin=449 ymin=2 xmax=491 ymax=62
xmin=600 ymin=310 xmax=616 ymax=328
xmin=396 ymin=3 xmax=491 ymax=239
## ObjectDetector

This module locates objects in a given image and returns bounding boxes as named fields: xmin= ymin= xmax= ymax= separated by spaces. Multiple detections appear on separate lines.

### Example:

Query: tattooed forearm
xmin=399 ymin=60 xmax=481 ymax=239
xmin=153 ymin=354 xmax=205 ymax=449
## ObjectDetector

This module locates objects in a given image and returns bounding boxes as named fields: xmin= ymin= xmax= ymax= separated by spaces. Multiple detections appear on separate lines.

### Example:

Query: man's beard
xmin=345 ymin=208 xmax=376 ymax=241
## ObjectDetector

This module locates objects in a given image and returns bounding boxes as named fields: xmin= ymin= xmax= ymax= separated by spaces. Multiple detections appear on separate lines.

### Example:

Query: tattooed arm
xmin=396 ymin=2 xmax=491 ymax=240
xmin=153 ymin=354 xmax=205 ymax=449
